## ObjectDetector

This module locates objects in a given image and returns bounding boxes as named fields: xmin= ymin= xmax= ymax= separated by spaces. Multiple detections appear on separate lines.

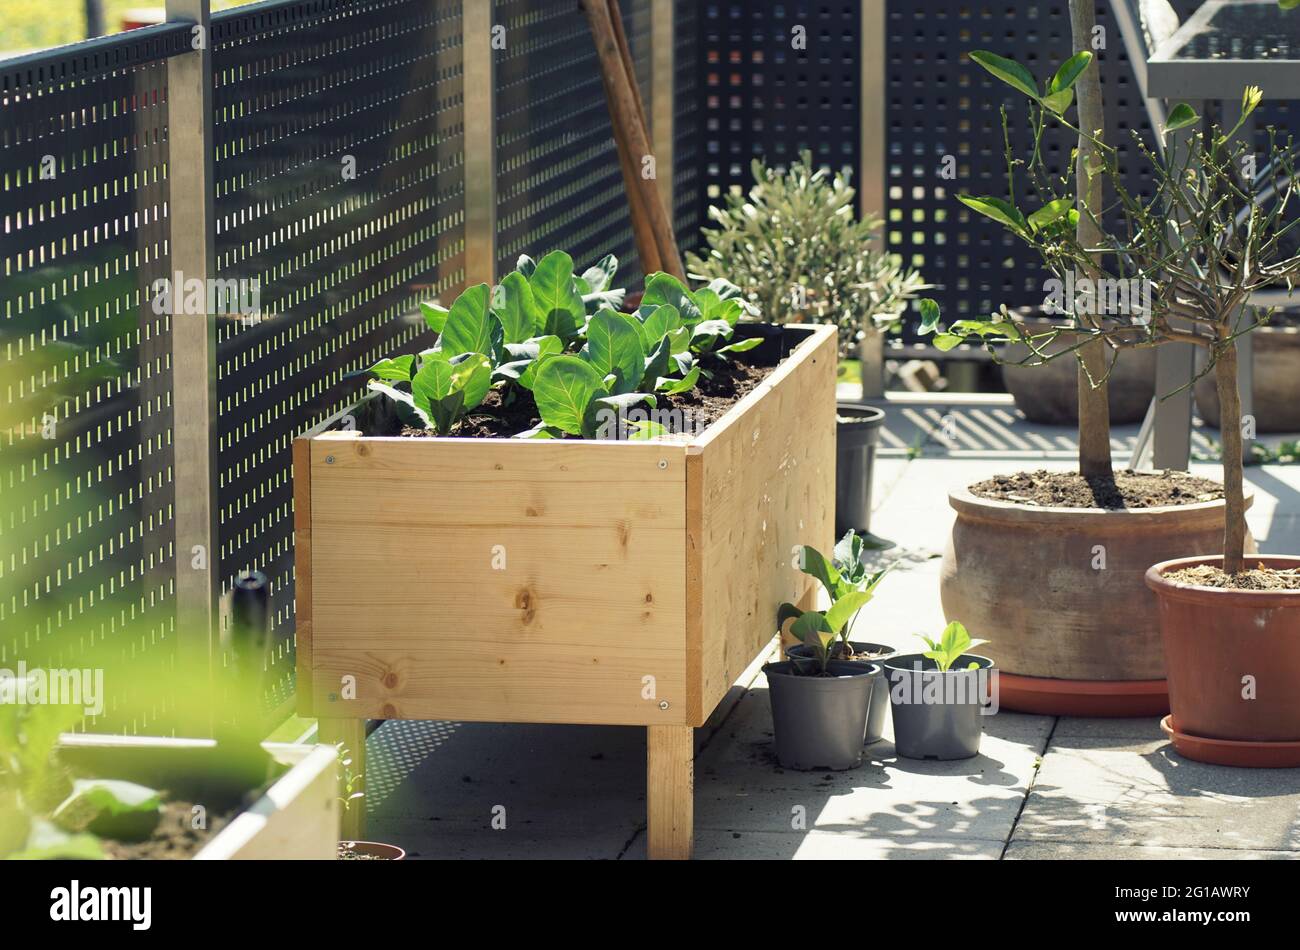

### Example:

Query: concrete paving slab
xmin=1052 ymin=717 xmax=1167 ymax=740
xmin=366 ymin=817 xmax=635 ymax=860
xmin=366 ymin=719 xmax=645 ymax=830
xmin=687 ymin=675 xmax=1051 ymax=858
xmin=1005 ymin=841 xmax=1295 ymax=860
xmin=1013 ymin=735 xmax=1300 ymax=853
xmin=660 ymin=829 xmax=1005 ymax=860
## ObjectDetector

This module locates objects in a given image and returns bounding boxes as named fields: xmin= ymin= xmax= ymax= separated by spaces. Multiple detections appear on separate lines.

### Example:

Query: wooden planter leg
xmin=319 ymin=718 xmax=366 ymax=841
xmin=647 ymin=725 xmax=693 ymax=860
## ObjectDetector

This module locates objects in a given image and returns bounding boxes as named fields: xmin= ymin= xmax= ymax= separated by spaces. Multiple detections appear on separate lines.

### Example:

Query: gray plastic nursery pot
xmin=883 ymin=653 xmax=995 ymax=760
xmin=764 ymin=660 xmax=879 ymax=770
xmin=784 ymin=641 xmax=897 ymax=743
xmin=835 ymin=404 xmax=884 ymax=536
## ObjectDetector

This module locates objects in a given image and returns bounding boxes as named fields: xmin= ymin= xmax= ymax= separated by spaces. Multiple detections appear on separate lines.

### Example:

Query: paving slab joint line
xmin=999 ymin=715 xmax=1059 ymax=860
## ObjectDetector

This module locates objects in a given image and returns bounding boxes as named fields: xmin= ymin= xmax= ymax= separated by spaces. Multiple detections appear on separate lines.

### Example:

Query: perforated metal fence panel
xmin=0 ymin=26 xmax=192 ymax=729
xmin=884 ymin=1 xmax=1158 ymax=323
xmin=211 ymin=0 xmax=467 ymax=710
xmin=674 ymin=0 xmax=702 ymax=258
xmin=493 ymin=0 xmax=655 ymax=286
xmin=697 ymin=1 xmax=862 ymax=222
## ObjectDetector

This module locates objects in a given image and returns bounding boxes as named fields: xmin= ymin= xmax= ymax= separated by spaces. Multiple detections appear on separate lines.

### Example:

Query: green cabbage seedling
xmin=916 ymin=621 xmax=987 ymax=672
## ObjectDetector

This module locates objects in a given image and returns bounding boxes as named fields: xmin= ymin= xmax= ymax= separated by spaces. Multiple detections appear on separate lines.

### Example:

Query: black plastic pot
xmin=784 ymin=641 xmax=897 ymax=743
xmin=763 ymin=660 xmax=878 ymax=770
xmin=836 ymin=404 xmax=885 ymax=536
xmin=882 ymin=653 xmax=995 ymax=760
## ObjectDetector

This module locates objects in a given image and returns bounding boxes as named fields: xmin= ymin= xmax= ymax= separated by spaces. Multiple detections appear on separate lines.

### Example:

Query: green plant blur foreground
xmin=687 ymin=150 xmax=928 ymax=359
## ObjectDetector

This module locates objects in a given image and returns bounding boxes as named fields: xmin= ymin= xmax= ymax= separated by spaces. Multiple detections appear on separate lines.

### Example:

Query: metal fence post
xmin=651 ymin=0 xmax=674 ymax=228
xmin=464 ymin=0 xmax=498 ymax=286
xmin=165 ymin=0 xmax=219 ymax=665
xmin=859 ymin=0 xmax=888 ymax=398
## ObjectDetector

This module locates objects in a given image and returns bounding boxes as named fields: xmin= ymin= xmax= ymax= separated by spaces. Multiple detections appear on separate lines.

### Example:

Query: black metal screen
xmin=883 ymin=1 xmax=1160 ymax=321
xmin=674 ymin=0 xmax=702 ymax=259
xmin=211 ymin=0 xmax=467 ymax=707
xmin=0 ymin=26 xmax=191 ymax=728
xmin=696 ymin=1 xmax=862 ymax=221
xmin=493 ymin=0 xmax=656 ymax=284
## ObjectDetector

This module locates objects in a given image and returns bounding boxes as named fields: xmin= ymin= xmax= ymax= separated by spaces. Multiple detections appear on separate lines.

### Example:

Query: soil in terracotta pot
xmin=970 ymin=469 xmax=1223 ymax=509
xmin=100 ymin=799 xmax=234 ymax=859
xmin=379 ymin=358 xmax=777 ymax=439
xmin=1165 ymin=564 xmax=1300 ymax=590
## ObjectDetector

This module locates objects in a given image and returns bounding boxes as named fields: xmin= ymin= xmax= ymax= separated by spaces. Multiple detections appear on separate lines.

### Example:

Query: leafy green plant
xmin=527 ymin=355 xmax=662 ymax=440
xmin=916 ymin=622 xmax=987 ymax=673
xmin=687 ymin=150 xmax=929 ymax=358
xmin=777 ymin=530 xmax=892 ymax=675
xmin=366 ymin=253 xmax=769 ymax=439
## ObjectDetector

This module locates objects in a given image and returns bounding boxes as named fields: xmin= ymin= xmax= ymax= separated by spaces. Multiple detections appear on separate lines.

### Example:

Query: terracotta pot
xmin=1001 ymin=320 xmax=1156 ymax=426
xmin=940 ymin=487 xmax=1254 ymax=712
xmin=1146 ymin=556 xmax=1300 ymax=767
xmin=1194 ymin=326 xmax=1300 ymax=433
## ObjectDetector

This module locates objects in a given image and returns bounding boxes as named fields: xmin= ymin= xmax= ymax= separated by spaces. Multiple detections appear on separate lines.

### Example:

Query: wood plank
xmin=647 ymin=724 xmax=693 ymax=860
xmin=293 ymin=438 xmax=314 ymax=717
xmin=308 ymin=439 xmax=688 ymax=726
xmin=311 ymin=645 xmax=686 ymax=725
xmin=686 ymin=326 xmax=837 ymax=725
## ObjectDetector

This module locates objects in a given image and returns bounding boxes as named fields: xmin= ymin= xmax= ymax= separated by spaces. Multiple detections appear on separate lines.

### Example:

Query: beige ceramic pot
xmin=1194 ymin=326 xmax=1300 ymax=433
xmin=939 ymin=486 xmax=1254 ymax=698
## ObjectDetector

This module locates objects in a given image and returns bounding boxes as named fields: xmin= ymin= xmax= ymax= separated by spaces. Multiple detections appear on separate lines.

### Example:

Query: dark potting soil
xmin=391 ymin=359 xmax=776 ymax=440
xmin=1165 ymin=564 xmax=1300 ymax=591
xmin=100 ymin=799 xmax=233 ymax=859
xmin=970 ymin=469 xmax=1224 ymax=510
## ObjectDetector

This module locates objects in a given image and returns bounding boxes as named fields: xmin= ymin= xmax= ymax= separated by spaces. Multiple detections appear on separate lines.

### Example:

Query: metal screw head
xmin=658 ymin=700 xmax=670 ymax=710
xmin=657 ymin=459 xmax=668 ymax=470
xmin=325 ymin=455 xmax=335 ymax=464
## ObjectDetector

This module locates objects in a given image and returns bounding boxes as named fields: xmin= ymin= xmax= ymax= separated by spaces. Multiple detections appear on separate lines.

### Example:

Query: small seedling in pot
xmin=916 ymin=621 xmax=987 ymax=672
xmin=779 ymin=529 xmax=893 ymax=673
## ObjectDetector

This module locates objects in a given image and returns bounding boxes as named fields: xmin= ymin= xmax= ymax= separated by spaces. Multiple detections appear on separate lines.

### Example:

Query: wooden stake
xmin=583 ymin=0 xmax=685 ymax=280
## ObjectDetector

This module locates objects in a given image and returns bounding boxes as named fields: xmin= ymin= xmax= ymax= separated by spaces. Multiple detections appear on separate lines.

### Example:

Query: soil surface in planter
xmin=384 ymin=359 xmax=776 ymax=439
xmin=101 ymin=800 xmax=234 ymax=859
xmin=1165 ymin=564 xmax=1300 ymax=591
xmin=970 ymin=469 xmax=1223 ymax=509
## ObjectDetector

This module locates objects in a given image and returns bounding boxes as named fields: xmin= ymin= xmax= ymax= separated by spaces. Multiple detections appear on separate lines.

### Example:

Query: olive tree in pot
xmin=885 ymin=623 xmax=995 ymax=761
xmin=688 ymin=151 xmax=928 ymax=537
xmin=781 ymin=530 xmax=896 ymax=743
xmin=923 ymin=13 xmax=1285 ymax=716
xmin=941 ymin=72 xmax=1300 ymax=749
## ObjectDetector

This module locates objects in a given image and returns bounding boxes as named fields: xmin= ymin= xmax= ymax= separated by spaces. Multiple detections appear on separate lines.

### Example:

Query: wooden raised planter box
xmin=293 ymin=324 xmax=836 ymax=858
xmin=58 ymin=736 xmax=340 ymax=859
